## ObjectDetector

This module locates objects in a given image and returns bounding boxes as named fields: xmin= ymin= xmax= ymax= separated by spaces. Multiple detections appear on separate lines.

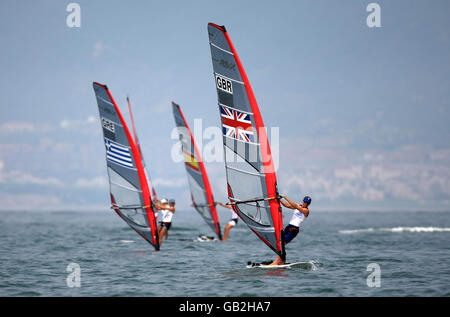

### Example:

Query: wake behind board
xmin=197 ymin=235 xmax=218 ymax=242
xmin=120 ymin=240 xmax=135 ymax=243
xmin=176 ymin=235 xmax=218 ymax=242
xmin=247 ymin=261 xmax=316 ymax=270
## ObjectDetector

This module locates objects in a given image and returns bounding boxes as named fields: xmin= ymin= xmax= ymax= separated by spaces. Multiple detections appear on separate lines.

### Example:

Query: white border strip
xmin=226 ymin=165 xmax=265 ymax=177
xmin=210 ymin=42 xmax=234 ymax=55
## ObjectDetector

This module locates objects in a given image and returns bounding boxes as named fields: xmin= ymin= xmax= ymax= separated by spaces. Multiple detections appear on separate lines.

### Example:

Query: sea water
xmin=0 ymin=210 xmax=449 ymax=296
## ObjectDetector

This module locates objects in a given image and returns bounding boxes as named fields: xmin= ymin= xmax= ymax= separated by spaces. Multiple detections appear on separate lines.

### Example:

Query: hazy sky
xmin=1 ymin=0 xmax=450 ymax=212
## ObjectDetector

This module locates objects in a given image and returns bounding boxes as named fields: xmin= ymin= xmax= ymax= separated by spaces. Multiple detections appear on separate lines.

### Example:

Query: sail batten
xmin=172 ymin=102 xmax=222 ymax=240
xmin=208 ymin=23 xmax=285 ymax=259
xmin=93 ymin=82 xmax=159 ymax=250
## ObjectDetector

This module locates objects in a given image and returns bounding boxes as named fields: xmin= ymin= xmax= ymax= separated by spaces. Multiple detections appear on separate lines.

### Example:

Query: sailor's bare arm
xmin=282 ymin=195 xmax=309 ymax=217
xmin=280 ymin=199 xmax=296 ymax=209
xmin=152 ymin=200 xmax=162 ymax=210
xmin=215 ymin=201 xmax=233 ymax=209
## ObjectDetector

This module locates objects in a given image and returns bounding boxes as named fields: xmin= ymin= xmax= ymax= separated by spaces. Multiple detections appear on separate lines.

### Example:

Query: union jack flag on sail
xmin=220 ymin=105 xmax=254 ymax=143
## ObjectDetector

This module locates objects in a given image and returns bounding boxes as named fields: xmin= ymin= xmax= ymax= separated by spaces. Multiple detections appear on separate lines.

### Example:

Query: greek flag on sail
xmin=105 ymin=138 xmax=133 ymax=168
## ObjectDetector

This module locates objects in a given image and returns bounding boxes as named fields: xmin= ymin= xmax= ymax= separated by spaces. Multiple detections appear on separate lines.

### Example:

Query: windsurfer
xmin=269 ymin=195 xmax=311 ymax=266
xmin=215 ymin=201 xmax=238 ymax=241
xmin=154 ymin=198 xmax=176 ymax=245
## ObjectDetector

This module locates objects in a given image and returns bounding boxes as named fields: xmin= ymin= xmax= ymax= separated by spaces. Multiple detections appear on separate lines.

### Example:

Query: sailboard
xmin=93 ymin=82 xmax=159 ymax=250
xmin=246 ymin=261 xmax=316 ymax=270
xmin=172 ymin=102 xmax=222 ymax=240
xmin=207 ymin=23 xmax=285 ymax=260
xmin=126 ymin=96 xmax=158 ymax=200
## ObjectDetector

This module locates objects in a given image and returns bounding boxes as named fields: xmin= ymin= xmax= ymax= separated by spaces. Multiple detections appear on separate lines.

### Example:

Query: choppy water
xmin=0 ymin=210 xmax=449 ymax=296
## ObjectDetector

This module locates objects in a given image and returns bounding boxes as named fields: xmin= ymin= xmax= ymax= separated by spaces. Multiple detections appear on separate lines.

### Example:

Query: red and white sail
xmin=172 ymin=102 xmax=222 ymax=240
xmin=207 ymin=23 xmax=285 ymax=258
xmin=93 ymin=82 xmax=159 ymax=250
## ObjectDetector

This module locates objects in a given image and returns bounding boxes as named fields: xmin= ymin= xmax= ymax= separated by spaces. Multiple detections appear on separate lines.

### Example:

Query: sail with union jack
xmin=208 ymin=23 xmax=285 ymax=260
xmin=220 ymin=105 xmax=254 ymax=143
